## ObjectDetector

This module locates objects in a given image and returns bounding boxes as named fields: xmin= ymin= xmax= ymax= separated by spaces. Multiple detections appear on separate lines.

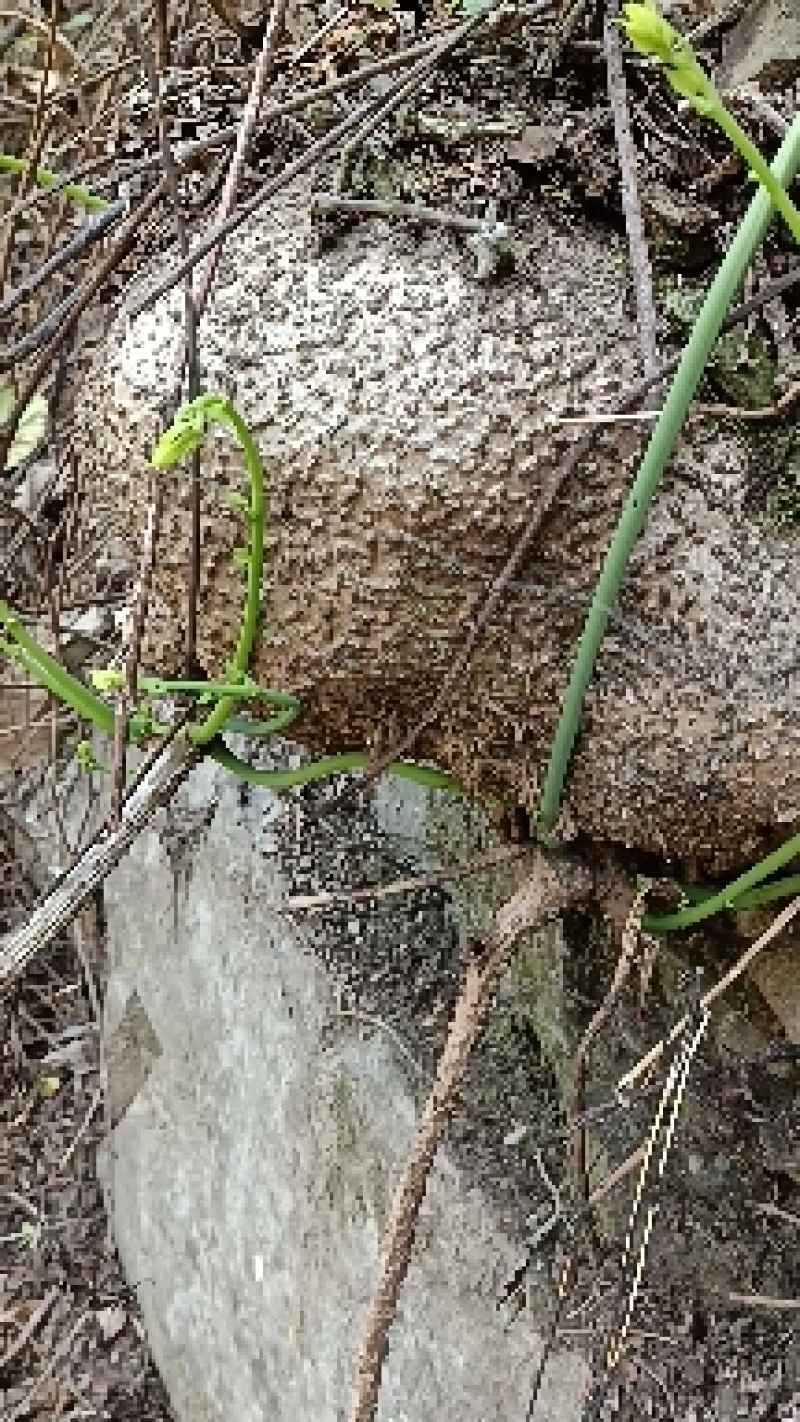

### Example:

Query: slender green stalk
xmin=0 ymin=603 xmax=114 ymax=731
xmin=714 ymin=110 xmax=800 ymax=247
xmin=148 ymin=395 xmax=266 ymax=746
xmin=671 ymin=873 xmax=800 ymax=914
xmin=620 ymin=2 xmax=800 ymax=246
xmin=536 ymin=113 xmax=800 ymax=835
xmin=642 ymin=833 xmax=800 ymax=932
xmin=0 ymin=154 xmax=108 ymax=211
xmin=207 ymin=741 xmax=468 ymax=795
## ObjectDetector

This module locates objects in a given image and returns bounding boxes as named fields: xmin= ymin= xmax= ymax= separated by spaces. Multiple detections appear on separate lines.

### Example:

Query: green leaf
xmin=231 ymin=547 xmax=251 ymax=568
xmin=61 ymin=10 xmax=93 ymax=30
xmin=1 ymin=390 xmax=48 ymax=470
xmin=89 ymin=667 xmax=124 ymax=691
xmin=128 ymin=709 xmax=159 ymax=743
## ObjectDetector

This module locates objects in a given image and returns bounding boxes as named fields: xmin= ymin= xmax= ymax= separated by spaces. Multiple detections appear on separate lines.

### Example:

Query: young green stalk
xmin=537 ymin=113 xmax=800 ymax=836
xmin=620 ymin=2 xmax=800 ymax=243
xmin=148 ymin=394 xmax=266 ymax=746
xmin=0 ymin=603 xmax=114 ymax=732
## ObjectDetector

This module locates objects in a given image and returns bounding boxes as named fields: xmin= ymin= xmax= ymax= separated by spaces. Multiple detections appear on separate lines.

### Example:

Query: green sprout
xmin=75 ymin=740 xmax=107 ymax=774
xmin=534 ymin=21 xmax=800 ymax=930
xmin=620 ymin=1 xmax=800 ymax=246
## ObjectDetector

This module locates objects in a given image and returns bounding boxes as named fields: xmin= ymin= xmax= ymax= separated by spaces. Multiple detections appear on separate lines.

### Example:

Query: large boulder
xmin=78 ymin=187 xmax=800 ymax=870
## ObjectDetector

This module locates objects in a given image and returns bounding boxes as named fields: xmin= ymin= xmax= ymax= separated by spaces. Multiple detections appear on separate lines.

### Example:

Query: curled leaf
xmin=1 ymin=390 xmax=48 ymax=471
xmin=150 ymin=405 xmax=207 ymax=469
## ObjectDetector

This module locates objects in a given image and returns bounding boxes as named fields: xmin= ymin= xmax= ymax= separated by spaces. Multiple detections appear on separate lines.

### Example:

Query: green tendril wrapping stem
xmin=149 ymin=394 xmax=266 ymax=747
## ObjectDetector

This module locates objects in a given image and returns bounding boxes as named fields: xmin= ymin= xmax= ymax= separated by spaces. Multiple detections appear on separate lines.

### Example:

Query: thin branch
xmin=0 ymin=0 xmax=59 ymax=290
xmin=125 ymin=0 xmax=538 ymax=319
xmin=6 ymin=1311 xmax=91 ymax=1422
xmin=569 ymin=879 xmax=647 ymax=1201
xmin=109 ymin=479 xmax=163 ymax=827
xmin=347 ymin=852 xmax=593 ymax=1422
xmin=310 ymin=193 xmax=492 ymax=233
xmin=131 ymin=19 xmax=202 ymax=674
xmin=727 ymin=1292 xmax=800 ymax=1311
xmin=193 ymin=0 xmax=290 ymax=316
xmin=272 ymin=844 xmax=527 ymax=913
xmin=0 ymin=734 xmax=198 ymax=995
xmin=0 ymin=1286 xmax=59 ymax=1373
xmin=0 ymin=199 xmax=126 ymax=320
xmin=604 ymin=0 xmax=659 ymax=384
xmin=0 ymin=179 xmax=167 ymax=469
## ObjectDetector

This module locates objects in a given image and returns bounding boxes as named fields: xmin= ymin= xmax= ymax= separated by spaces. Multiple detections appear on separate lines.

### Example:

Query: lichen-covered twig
xmin=604 ymin=0 xmax=659 ymax=382
xmin=347 ymin=852 xmax=593 ymax=1422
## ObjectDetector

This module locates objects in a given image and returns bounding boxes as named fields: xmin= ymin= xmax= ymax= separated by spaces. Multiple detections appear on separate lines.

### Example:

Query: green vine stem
xmin=0 ymin=154 xmax=108 ymax=211
xmin=0 ymin=606 xmax=114 ymax=731
xmin=148 ymin=394 xmax=266 ymax=747
xmin=671 ymin=873 xmax=800 ymax=914
xmin=620 ymin=4 xmax=800 ymax=245
xmin=536 ymin=112 xmax=800 ymax=836
xmin=206 ymin=740 xmax=466 ymax=795
xmin=642 ymin=832 xmax=800 ymax=932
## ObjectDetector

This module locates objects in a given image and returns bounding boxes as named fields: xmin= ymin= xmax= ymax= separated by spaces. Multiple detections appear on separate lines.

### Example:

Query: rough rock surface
xmin=94 ymin=755 xmax=590 ymax=1422
xmin=78 ymin=188 xmax=800 ymax=869
xmin=718 ymin=0 xmax=800 ymax=87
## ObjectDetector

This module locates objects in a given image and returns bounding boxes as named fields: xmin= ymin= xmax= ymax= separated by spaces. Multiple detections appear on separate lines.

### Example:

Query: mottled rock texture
xmin=719 ymin=0 xmax=800 ymax=87
xmin=78 ymin=188 xmax=800 ymax=870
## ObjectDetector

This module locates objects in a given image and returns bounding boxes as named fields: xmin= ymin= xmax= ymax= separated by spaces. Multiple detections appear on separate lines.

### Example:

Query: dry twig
xmin=109 ymin=479 xmax=163 ymax=827
xmin=193 ymin=0 xmax=290 ymax=315
xmin=0 ymin=179 xmax=167 ymax=469
xmin=273 ymin=844 xmax=526 ymax=913
xmin=0 ymin=734 xmax=198 ymax=995
xmin=347 ymin=852 xmax=593 ymax=1422
xmin=617 ymin=895 xmax=800 ymax=1100
xmin=604 ymin=0 xmax=659 ymax=384
xmin=569 ymin=878 xmax=649 ymax=1200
